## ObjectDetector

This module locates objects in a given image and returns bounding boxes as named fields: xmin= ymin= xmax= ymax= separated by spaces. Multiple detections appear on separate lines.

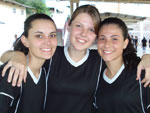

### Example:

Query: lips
xmin=76 ymin=37 xmax=87 ymax=43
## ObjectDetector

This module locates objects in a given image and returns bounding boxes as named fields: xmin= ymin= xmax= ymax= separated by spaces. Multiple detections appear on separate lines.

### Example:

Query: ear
xmin=21 ymin=35 xmax=29 ymax=48
xmin=66 ymin=23 xmax=71 ymax=33
xmin=123 ymin=38 xmax=129 ymax=49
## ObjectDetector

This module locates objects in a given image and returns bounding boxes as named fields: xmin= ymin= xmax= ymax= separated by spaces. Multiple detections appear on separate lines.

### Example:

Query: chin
xmin=102 ymin=57 xmax=112 ymax=62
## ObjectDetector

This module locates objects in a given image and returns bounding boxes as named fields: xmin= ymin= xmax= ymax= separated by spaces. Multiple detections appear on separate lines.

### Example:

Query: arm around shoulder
xmin=137 ymin=54 xmax=150 ymax=87
xmin=1 ymin=50 xmax=17 ymax=63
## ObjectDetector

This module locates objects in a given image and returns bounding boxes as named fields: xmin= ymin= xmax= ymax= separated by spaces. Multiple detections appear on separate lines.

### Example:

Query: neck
xmin=27 ymin=55 xmax=45 ymax=78
xmin=105 ymin=59 xmax=124 ymax=79
xmin=68 ymin=46 xmax=87 ymax=62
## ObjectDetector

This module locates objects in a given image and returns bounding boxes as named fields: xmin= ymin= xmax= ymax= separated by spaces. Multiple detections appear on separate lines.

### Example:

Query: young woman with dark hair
xmin=0 ymin=13 xmax=57 ymax=113
xmin=95 ymin=17 xmax=150 ymax=113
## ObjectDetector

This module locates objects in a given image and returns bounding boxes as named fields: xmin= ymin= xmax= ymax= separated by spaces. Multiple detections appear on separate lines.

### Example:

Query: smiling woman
xmin=1 ymin=5 xmax=150 ymax=113
xmin=0 ymin=13 xmax=57 ymax=113
xmin=95 ymin=17 xmax=150 ymax=113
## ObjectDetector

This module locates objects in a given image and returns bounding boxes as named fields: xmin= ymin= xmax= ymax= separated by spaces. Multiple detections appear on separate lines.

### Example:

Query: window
xmin=21 ymin=9 xmax=24 ymax=15
xmin=13 ymin=8 xmax=16 ymax=14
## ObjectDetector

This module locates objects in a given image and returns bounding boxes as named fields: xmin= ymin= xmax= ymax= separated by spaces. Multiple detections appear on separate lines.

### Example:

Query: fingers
xmin=2 ymin=61 xmax=27 ymax=87
xmin=23 ymin=68 xmax=27 ymax=83
xmin=144 ymin=81 xmax=150 ymax=88
xmin=12 ymin=68 xmax=20 ymax=87
xmin=17 ymin=66 xmax=27 ymax=87
xmin=2 ymin=62 xmax=12 ymax=77
xmin=7 ymin=66 xmax=15 ymax=83
xmin=141 ymin=68 xmax=150 ymax=87
xmin=136 ymin=65 xmax=143 ymax=80
xmin=141 ymin=78 xmax=150 ymax=87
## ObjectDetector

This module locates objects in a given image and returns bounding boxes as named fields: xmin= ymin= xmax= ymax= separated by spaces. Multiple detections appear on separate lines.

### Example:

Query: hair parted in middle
xmin=68 ymin=5 xmax=101 ymax=36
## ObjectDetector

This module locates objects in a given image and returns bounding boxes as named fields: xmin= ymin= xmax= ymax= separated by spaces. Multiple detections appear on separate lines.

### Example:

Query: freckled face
xmin=68 ymin=13 xmax=96 ymax=51
xmin=97 ymin=24 xmax=128 ymax=63
xmin=24 ymin=19 xmax=57 ymax=61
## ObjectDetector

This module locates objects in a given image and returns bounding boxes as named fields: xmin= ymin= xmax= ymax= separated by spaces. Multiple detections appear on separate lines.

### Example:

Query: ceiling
xmin=67 ymin=0 xmax=149 ymax=24
xmin=100 ymin=12 xmax=146 ymax=25
xmin=68 ymin=0 xmax=150 ymax=4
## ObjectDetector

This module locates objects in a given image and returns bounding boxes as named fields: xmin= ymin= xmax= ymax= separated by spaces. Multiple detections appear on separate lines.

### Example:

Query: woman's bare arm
xmin=1 ymin=51 xmax=150 ymax=87
xmin=137 ymin=54 xmax=150 ymax=87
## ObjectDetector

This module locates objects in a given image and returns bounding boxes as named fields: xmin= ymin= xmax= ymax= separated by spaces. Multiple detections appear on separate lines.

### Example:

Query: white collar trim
xmin=27 ymin=67 xmax=42 ymax=84
xmin=64 ymin=46 xmax=89 ymax=67
xmin=103 ymin=64 xmax=125 ymax=84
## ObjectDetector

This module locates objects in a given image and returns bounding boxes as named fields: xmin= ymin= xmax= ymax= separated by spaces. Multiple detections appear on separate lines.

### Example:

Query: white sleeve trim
xmin=0 ymin=92 xmax=14 ymax=106
xmin=147 ymin=104 xmax=150 ymax=109
xmin=0 ymin=92 xmax=14 ymax=100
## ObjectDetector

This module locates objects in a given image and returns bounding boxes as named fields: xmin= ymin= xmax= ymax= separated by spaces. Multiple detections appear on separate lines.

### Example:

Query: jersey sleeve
xmin=0 ymin=94 xmax=13 ymax=113
xmin=0 ymin=64 xmax=20 ymax=112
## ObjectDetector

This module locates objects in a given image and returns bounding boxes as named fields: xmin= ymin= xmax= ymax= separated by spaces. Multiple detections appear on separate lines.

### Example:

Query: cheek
xmin=90 ymin=35 xmax=96 ymax=41
xmin=115 ymin=45 xmax=124 ymax=53
xmin=97 ymin=42 xmax=103 ymax=51
xmin=52 ymin=39 xmax=58 ymax=47
xmin=97 ymin=40 xmax=103 ymax=47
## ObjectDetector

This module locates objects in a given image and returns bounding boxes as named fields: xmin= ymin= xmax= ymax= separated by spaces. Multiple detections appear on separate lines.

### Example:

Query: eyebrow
xmin=35 ymin=31 xmax=57 ymax=34
xmin=111 ymin=35 xmax=120 ymax=37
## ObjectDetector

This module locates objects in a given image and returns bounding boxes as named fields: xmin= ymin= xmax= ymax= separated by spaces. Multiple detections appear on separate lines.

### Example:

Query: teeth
xmin=42 ymin=48 xmax=51 ymax=51
xmin=104 ymin=51 xmax=112 ymax=53
xmin=77 ymin=39 xmax=86 ymax=43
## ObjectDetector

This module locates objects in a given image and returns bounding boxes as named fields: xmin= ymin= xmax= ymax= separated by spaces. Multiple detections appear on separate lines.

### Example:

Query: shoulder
xmin=56 ymin=46 xmax=64 ymax=52
xmin=89 ymin=49 xmax=100 ymax=57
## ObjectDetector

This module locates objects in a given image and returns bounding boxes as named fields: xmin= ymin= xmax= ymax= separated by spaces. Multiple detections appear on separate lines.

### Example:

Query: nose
xmin=44 ymin=36 xmax=52 ymax=45
xmin=104 ymin=40 xmax=111 ymax=48
xmin=81 ymin=28 xmax=88 ymax=37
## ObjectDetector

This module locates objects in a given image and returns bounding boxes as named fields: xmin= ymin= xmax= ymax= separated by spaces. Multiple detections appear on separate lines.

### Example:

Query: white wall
xmin=0 ymin=1 xmax=26 ymax=56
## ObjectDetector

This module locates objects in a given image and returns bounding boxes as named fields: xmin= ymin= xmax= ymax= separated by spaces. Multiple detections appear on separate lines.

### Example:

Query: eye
xmin=49 ymin=33 xmax=57 ymax=38
xmin=89 ymin=28 xmax=95 ymax=33
xmin=112 ymin=37 xmax=118 ymax=41
xmin=98 ymin=36 xmax=106 ymax=43
xmin=98 ymin=37 xmax=105 ymax=41
xmin=36 ymin=34 xmax=43 ymax=38
xmin=75 ymin=24 xmax=81 ymax=28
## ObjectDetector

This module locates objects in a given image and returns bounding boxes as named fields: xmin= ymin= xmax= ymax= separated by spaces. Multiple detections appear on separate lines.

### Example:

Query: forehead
xmin=98 ymin=24 xmax=124 ymax=38
xmin=31 ymin=19 xmax=54 ymax=26
xmin=73 ymin=13 xmax=94 ymax=24
xmin=100 ymin=24 xmax=122 ymax=32
xmin=30 ymin=19 xmax=56 ymax=30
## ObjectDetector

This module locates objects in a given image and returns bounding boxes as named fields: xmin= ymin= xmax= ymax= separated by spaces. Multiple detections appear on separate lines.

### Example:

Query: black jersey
xmin=95 ymin=66 xmax=150 ymax=113
xmin=44 ymin=46 xmax=102 ymax=113
xmin=0 ymin=64 xmax=47 ymax=113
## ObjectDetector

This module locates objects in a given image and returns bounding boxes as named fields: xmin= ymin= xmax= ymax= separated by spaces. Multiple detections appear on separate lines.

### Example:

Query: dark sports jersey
xmin=0 ymin=64 xmax=47 ymax=113
xmin=95 ymin=65 xmax=150 ymax=113
xmin=44 ymin=46 xmax=102 ymax=113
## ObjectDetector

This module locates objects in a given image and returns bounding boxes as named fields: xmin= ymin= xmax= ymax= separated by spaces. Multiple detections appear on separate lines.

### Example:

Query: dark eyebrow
xmin=34 ymin=31 xmax=57 ymax=34
xmin=50 ymin=31 xmax=57 ymax=34
xmin=35 ymin=31 xmax=43 ymax=34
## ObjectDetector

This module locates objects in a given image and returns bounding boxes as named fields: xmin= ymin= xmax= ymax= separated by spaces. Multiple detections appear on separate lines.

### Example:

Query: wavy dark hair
xmin=99 ymin=17 xmax=140 ymax=69
xmin=13 ymin=13 xmax=56 ymax=55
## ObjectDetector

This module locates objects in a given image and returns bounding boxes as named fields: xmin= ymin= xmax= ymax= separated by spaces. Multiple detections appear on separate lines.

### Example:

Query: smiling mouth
xmin=41 ymin=48 xmax=52 ymax=52
xmin=76 ymin=38 xmax=87 ymax=43
xmin=103 ymin=51 xmax=113 ymax=54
